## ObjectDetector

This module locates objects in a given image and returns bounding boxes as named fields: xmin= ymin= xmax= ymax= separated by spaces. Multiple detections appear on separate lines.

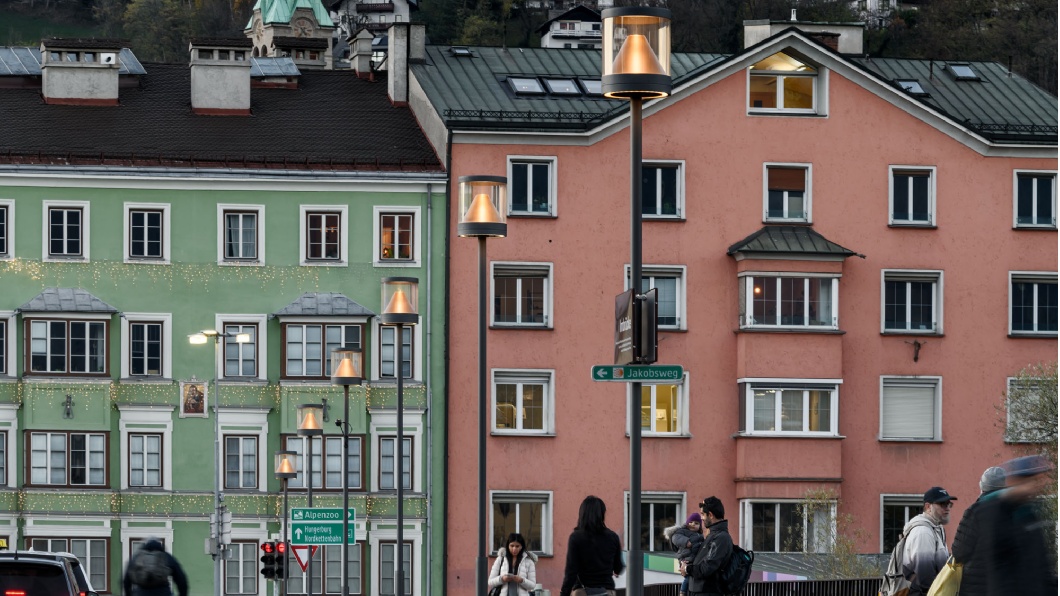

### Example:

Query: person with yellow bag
xmin=947 ymin=466 xmax=1007 ymax=596
xmin=926 ymin=556 xmax=961 ymax=596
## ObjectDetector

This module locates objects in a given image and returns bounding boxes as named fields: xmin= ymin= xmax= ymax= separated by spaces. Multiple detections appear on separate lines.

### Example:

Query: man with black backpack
xmin=122 ymin=538 xmax=189 ymax=596
xmin=684 ymin=496 xmax=734 ymax=596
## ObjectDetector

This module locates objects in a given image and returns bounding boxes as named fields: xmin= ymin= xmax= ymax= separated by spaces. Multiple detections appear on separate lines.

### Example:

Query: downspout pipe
xmin=441 ymin=126 xmax=454 ymax=596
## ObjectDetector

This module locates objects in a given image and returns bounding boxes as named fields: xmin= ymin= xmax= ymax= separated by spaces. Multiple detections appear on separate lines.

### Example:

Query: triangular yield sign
xmin=291 ymin=545 xmax=319 ymax=572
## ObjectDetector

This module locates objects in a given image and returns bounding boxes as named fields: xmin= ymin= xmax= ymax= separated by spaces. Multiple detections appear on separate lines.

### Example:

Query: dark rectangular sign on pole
xmin=637 ymin=288 xmax=658 ymax=364
xmin=615 ymin=289 xmax=635 ymax=365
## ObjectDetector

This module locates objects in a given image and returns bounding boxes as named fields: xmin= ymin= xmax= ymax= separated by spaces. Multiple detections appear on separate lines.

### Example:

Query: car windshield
xmin=0 ymin=562 xmax=73 ymax=595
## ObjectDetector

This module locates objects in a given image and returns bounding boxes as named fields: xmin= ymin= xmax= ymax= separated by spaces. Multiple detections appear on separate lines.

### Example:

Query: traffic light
xmin=274 ymin=540 xmax=287 ymax=579
xmin=260 ymin=541 xmax=277 ymax=579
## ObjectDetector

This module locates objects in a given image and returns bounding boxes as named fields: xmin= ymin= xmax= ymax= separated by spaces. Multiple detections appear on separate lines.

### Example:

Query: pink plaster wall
xmin=445 ymin=67 xmax=1056 ymax=594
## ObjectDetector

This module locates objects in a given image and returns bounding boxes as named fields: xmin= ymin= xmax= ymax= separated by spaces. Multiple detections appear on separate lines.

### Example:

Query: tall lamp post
xmin=189 ymin=328 xmax=251 ymax=596
xmin=380 ymin=277 xmax=419 ymax=596
xmin=456 ymin=175 xmax=508 ymax=596
xmin=297 ymin=403 xmax=325 ymax=595
xmin=275 ymin=450 xmax=298 ymax=596
xmin=600 ymin=8 xmax=672 ymax=596
xmin=331 ymin=347 xmax=364 ymax=596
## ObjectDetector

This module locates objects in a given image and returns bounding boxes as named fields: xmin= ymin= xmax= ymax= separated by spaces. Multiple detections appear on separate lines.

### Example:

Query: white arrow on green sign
xmin=591 ymin=364 xmax=683 ymax=384
xmin=291 ymin=523 xmax=356 ymax=545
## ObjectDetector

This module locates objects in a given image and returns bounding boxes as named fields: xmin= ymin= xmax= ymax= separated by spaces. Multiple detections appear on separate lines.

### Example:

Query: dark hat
xmin=923 ymin=486 xmax=957 ymax=504
xmin=1004 ymin=455 xmax=1051 ymax=478
xmin=686 ymin=512 xmax=702 ymax=525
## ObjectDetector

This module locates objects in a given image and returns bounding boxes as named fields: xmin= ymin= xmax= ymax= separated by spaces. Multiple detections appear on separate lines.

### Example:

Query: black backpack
xmin=129 ymin=550 xmax=171 ymax=588
xmin=717 ymin=544 xmax=754 ymax=595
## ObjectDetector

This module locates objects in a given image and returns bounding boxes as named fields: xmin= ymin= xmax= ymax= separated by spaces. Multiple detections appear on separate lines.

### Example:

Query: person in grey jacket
xmin=685 ymin=496 xmax=733 ymax=596
xmin=902 ymin=487 xmax=957 ymax=596
xmin=950 ymin=466 xmax=1007 ymax=596
xmin=665 ymin=512 xmax=705 ymax=596
xmin=122 ymin=538 xmax=189 ymax=596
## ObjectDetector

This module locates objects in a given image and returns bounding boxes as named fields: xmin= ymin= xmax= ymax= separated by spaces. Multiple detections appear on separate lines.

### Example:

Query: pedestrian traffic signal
xmin=275 ymin=540 xmax=287 ymax=579
xmin=260 ymin=541 xmax=278 ymax=579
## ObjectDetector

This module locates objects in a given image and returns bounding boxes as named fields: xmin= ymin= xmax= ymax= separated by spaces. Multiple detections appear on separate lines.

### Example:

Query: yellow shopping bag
xmin=927 ymin=556 xmax=963 ymax=596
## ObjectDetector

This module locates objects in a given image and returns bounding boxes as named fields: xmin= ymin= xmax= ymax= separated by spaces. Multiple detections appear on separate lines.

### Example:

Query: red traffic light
xmin=260 ymin=542 xmax=275 ymax=554
xmin=276 ymin=541 xmax=286 ymax=554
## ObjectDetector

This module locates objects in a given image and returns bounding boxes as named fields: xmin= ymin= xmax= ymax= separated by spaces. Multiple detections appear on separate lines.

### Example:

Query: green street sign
xmin=291 ymin=523 xmax=356 ymax=545
xmin=291 ymin=508 xmax=355 ymax=522
xmin=591 ymin=364 xmax=683 ymax=384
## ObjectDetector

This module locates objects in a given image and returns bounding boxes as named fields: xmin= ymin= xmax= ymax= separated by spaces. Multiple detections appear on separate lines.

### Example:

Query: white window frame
xmin=1013 ymin=170 xmax=1057 ymax=229
xmin=224 ymin=435 xmax=259 ymax=490
xmin=373 ymin=205 xmax=422 ymax=267
xmin=888 ymin=166 xmax=937 ymax=226
xmin=120 ymin=312 xmax=173 ymax=379
xmin=23 ymin=527 xmax=111 ymax=590
xmin=218 ymin=408 xmax=269 ymax=493
xmin=624 ymin=264 xmax=687 ymax=331
xmin=370 ymin=319 xmax=423 ymax=382
xmin=880 ymin=495 xmax=922 ymax=552
xmin=0 ymin=311 xmax=13 ymax=377
xmin=118 ymin=405 xmax=174 ymax=490
xmin=881 ymin=270 xmax=943 ymax=334
xmin=622 ymin=491 xmax=686 ymax=553
xmin=217 ymin=203 xmax=266 ymax=266
xmin=285 ymin=435 xmax=364 ymax=491
xmin=369 ymin=410 xmax=423 ymax=494
xmin=224 ymin=540 xmax=259 ymax=595
xmin=1005 ymin=376 xmax=1052 ymax=443
xmin=1008 ymin=271 xmax=1058 ymax=336
xmin=490 ymin=262 xmax=554 ymax=328
xmin=123 ymin=202 xmax=171 ymax=264
xmin=378 ymin=436 xmax=413 ymax=492
xmin=488 ymin=490 xmax=553 ymax=556
xmin=280 ymin=318 xmax=368 ymax=380
xmin=216 ymin=314 xmax=268 ymax=381
xmin=738 ymin=378 xmax=841 ymax=437
xmin=26 ymin=314 xmax=111 ymax=376
xmin=879 ymin=376 xmax=942 ymax=441
xmin=625 ymin=373 xmax=691 ymax=437
xmin=507 ymin=156 xmax=558 ymax=217
xmin=642 ymin=160 xmax=685 ymax=219
xmin=763 ymin=163 xmax=812 ymax=223
xmin=0 ymin=199 xmax=13 ymax=260
xmin=0 ymin=404 xmax=19 ymax=488
xmin=740 ymin=499 xmax=836 ymax=553
xmin=299 ymin=204 xmax=349 ymax=266
xmin=740 ymin=273 xmax=840 ymax=330
xmin=491 ymin=369 xmax=555 ymax=435
xmin=42 ymin=200 xmax=90 ymax=262
xmin=29 ymin=431 xmax=108 ymax=486
xmin=746 ymin=52 xmax=824 ymax=115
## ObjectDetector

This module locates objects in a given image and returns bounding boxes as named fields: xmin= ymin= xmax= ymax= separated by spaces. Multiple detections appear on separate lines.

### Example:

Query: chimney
xmin=189 ymin=38 xmax=253 ymax=116
xmin=40 ymin=38 xmax=122 ymax=106
xmin=350 ymin=28 xmax=374 ymax=78
xmin=742 ymin=19 xmax=864 ymax=55
xmin=387 ymin=23 xmax=427 ymax=106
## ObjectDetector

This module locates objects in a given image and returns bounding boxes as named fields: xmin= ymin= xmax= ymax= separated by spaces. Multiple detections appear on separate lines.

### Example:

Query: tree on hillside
xmin=122 ymin=0 xmax=192 ymax=61
xmin=783 ymin=488 xmax=883 ymax=579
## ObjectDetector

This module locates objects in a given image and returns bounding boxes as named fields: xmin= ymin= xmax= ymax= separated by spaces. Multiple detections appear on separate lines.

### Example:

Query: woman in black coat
xmin=559 ymin=496 xmax=625 ymax=596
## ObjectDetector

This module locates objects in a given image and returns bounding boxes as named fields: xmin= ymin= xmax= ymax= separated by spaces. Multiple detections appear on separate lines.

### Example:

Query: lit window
xmin=379 ymin=213 xmax=414 ymax=261
xmin=638 ymin=382 xmax=686 ymax=435
xmin=749 ymin=51 xmax=817 ymax=113
xmin=740 ymin=275 xmax=839 ymax=329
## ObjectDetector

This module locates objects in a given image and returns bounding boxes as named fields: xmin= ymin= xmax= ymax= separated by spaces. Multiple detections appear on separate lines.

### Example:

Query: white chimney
xmin=350 ymin=29 xmax=374 ymax=78
xmin=40 ymin=38 xmax=122 ymax=105
xmin=387 ymin=23 xmax=427 ymax=105
xmin=189 ymin=38 xmax=252 ymax=115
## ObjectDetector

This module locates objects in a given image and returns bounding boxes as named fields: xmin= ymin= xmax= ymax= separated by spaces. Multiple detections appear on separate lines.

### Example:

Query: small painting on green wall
xmin=180 ymin=381 xmax=208 ymax=418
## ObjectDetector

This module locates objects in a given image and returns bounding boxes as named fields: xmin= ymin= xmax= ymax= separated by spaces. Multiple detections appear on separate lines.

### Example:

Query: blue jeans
xmin=680 ymin=575 xmax=689 ymax=593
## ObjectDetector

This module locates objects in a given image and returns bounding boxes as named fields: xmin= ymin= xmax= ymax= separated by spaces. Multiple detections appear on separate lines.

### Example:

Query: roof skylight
xmin=579 ymin=78 xmax=602 ymax=96
xmin=508 ymin=77 xmax=545 ymax=95
xmin=897 ymin=79 xmax=927 ymax=95
xmin=947 ymin=63 xmax=979 ymax=80
xmin=450 ymin=46 xmax=472 ymax=57
xmin=544 ymin=78 xmax=580 ymax=95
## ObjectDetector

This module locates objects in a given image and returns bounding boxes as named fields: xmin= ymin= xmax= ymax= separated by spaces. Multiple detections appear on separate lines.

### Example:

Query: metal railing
xmin=616 ymin=578 xmax=881 ymax=596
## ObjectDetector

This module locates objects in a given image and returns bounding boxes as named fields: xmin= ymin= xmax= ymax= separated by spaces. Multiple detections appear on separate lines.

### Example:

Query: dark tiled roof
xmin=190 ymin=37 xmax=254 ymax=47
xmin=274 ymin=292 xmax=375 ymax=316
xmin=273 ymin=37 xmax=329 ymax=50
xmin=42 ymin=38 xmax=128 ymax=50
xmin=727 ymin=226 xmax=859 ymax=257
xmin=19 ymin=288 xmax=118 ymax=313
xmin=0 ymin=63 xmax=441 ymax=171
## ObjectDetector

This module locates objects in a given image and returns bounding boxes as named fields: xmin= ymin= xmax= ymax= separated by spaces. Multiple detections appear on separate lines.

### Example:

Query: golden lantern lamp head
xmin=380 ymin=277 xmax=420 ymax=325
xmin=331 ymin=347 xmax=364 ymax=386
xmin=274 ymin=450 xmax=298 ymax=479
xmin=458 ymin=175 xmax=508 ymax=238
xmin=601 ymin=7 xmax=672 ymax=99
xmin=296 ymin=403 xmax=324 ymax=436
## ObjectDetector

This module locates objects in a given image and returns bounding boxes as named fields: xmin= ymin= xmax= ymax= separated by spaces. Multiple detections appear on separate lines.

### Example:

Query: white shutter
xmin=882 ymin=382 xmax=936 ymax=439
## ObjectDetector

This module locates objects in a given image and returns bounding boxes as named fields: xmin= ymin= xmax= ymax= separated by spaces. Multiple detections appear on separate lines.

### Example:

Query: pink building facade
xmin=401 ymin=23 xmax=1057 ymax=595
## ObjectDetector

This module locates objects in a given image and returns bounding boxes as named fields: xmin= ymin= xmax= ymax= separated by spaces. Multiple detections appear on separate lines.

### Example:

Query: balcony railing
xmin=552 ymin=29 xmax=603 ymax=39
xmin=356 ymin=1 xmax=395 ymax=12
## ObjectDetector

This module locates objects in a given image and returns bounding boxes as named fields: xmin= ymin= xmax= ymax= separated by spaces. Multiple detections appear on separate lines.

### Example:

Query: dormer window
xmin=84 ymin=52 xmax=96 ymax=63
xmin=748 ymin=51 xmax=818 ymax=114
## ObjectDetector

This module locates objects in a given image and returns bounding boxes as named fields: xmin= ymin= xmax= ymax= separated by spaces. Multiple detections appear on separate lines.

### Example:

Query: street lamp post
xmin=456 ymin=175 xmax=508 ymax=596
xmin=297 ymin=403 xmax=325 ymax=595
xmin=331 ymin=348 xmax=364 ymax=596
xmin=275 ymin=450 xmax=298 ymax=596
xmin=380 ymin=277 xmax=420 ymax=596
xmin=601 ymin=8 xmax=672 ymax=596
xmin=190 ymin=329 xmax=251 ymax=596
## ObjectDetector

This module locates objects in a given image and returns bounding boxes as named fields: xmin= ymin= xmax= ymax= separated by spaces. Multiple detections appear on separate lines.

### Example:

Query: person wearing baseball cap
xmin=900 ymin=486 xmax=957 ymax=596
xmin=951 ymin=467 xmax=1007 ymax=596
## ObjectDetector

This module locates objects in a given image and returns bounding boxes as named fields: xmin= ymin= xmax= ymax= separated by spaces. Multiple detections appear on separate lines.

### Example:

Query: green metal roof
xmin=727 ymin=226 xmax=860 ymax=258
xmin=249 ymin=0 xmax=334 ymax=28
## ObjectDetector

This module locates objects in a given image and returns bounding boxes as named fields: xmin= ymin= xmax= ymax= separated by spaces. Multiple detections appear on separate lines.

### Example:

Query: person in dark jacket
xmin=685 ymin=496 xmax=733 ymax=596
xmin=950 ymin=466 xmax=1007 ymax=596
xmin=559 ymin=495 xmax=625 ymax=596
xmin=978 ymin=455 xmax=1057 ymax=596
xmin=664 ymin=512 xmax=705 ymax=596
xmin=122 ymin=538 xmax=189 ymax=596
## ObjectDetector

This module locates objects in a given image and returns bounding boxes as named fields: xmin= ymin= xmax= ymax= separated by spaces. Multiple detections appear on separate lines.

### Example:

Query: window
xmin=224 ymin=322 xmax=258 ymax=378
xmin=129 ymin=433 xmax=162 ymax=487
xmin=544 ymin=78 xmax=580 ymax=95
xmin=579 ymin=79 xmax=602 ymax=96
xmin=740 ymin=381 xmax=839 ymax=436
xmin=26 ymin=318 xmax=109 ymax=375
xmin=225 ymin=542 xmax=257 ymax=595
xmin=743 ymin=500 xmax=834 ymax=553
xmin=28 ymin=537 xmax=108 ymax=590
xmin=642 ymin=162 xmax=683 ymax=218
xmin=300 ymin=205 xmax=348 ymax=265
xmin=379 ymin=325 xmax=413 ymax=379
xmin=634 ymin=378 xmax=689 ymax=436
xmin=740 ymin=275 xmax=839 ymax=329
xmin=0 ymin=430 xmax=6 ymax=486
xmin=219 ymin=205 xmax=265 ymax=265
xmin=508 ymin=158 xmax=556 ymax=216
xmin=764 ymin=164 xmax=811 ymax=222
xmin=0 ymin=316 xmax=8 ymax=375
xmin=880 ymin=377 xmax=941 ymax=441
xmin=283 ymin=323 xmax=363 ymax=379
xmin=897 ymin=80 xmax=927 ymax=96
xmin=287 ymin=544 xmax=363 ymax=595
xmin=0 ymin=199 xmax=12 ymax=258
xmin=285 ymin=435 xmax=363 ymax=490
xmin=508 ymin=77 xmax=544 ymax=95
xmin=1006 ymin=377 xmax=1053 ymax=443
xmin=1014 ymin=172 xmax=1056 ymax=228
xmin=43 ymin=201 xmax=90 ymax=261
xmin=379 ymin=542 xmax=412 ymax=596
xmin=28 ymin=431 xmax=108 ymax=486
xmin=631 ymin=494 xmax=680 ymax=553
xmin=882 ymin=270 xmax=942 ymax=334
xmin=379 ymin=437 xmax=412 ymax=491
xmin=947 ymin=63 xmax=978 ymax=80
xmin=124 ymin=203 xmax=170 ymax=262
xmin=492 ymin=263 xmax=553 ymax=328
xmin=225 ymin=436 xmax=257 ymax=489
xmin=889 ymin=167 xmax=936 ymax=226
xmin=379 ymin=213 xmax=413 ymax=261
xmin=493 ymin=370 xmax=554 ymax=434
xmin=627 ymin=265 xmax=686 ymax=330
xmin=491 ymin=492 xmax=550 ymax=553
xmin=1010 ymin=273 xmax=1058 ymax=335
xmin=881 ymin=497 xmax=921 ymax=552
xmin=129 ymin=321 xmax=162 ymax=377
xmin=748 ymin=51 xmax=817 ymax=113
